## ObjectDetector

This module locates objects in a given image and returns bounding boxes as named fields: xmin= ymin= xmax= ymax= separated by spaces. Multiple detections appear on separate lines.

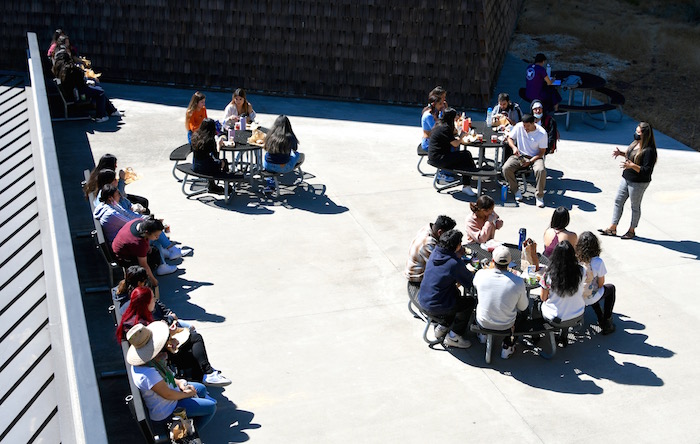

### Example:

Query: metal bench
xmin=260 ymin=164 xmax=305 ymax=199
xmin=175 ymin=163 xmax=245 ymax=203
xmin=594 ymin=87 xmax=625 ymax=122
xmin=415 ymin=143 xmax=433 ymax=176
xmin=429 ymin=164 xmax=501 ymax=196
xmin=169 ymin=143 xmax=192 ymax=181
xmin=52 ymin=78 xmax=93 ymax=120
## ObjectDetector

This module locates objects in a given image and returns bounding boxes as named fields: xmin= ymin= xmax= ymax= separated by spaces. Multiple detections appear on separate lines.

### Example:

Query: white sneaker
xmin=444 ymin=332 xmax=472 ymax=349
xmin=167 ymin=246 xmax=182 ymax=260
xmin=155 ymin=263 xmax=177 ymax=276
xmin=477 ymin=333 xmax=487 ymax=344
xmin=203 ymin=370 xmax=231 ymax=387
xmin=110 ymin=110 xmax=122 ymax=117
xmin=461 ymin=186 xmax=477 ymax=196
xmin=536 ymin=197 xmax=545 ymax=208
xmin=514 ymin=191 xmax=523 ymax=201
xmin=501 ymin=344 xmax=516 ymax=359
xmin=434 ymin=324 xmax=449 ymax=340
xmin=94 ymin=116 xmax=109 ymax=123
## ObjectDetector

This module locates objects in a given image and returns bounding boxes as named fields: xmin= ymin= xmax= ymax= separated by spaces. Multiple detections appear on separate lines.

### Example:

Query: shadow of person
xmin=264 ymin=183 xmax=350 ymax=215
xmin=199 ymin=388 xmax=261 ymax=443
xmin=158 ymin=274 xmax=226 ymax=323
xmin=632 ymin=237 xmax=700 ymax=260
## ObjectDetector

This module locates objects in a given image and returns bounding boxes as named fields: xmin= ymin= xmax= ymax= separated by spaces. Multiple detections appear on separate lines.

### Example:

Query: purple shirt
xmin=525 ymin=64 xmax=547 ymax=101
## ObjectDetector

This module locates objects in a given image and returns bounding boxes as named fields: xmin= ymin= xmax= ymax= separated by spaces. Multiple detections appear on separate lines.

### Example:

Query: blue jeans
xmin=175 ymin=382 xmax=217 ymax=430
xmin=263 ymin=151 xmax=301 ymax=173
xmin=612 ymin=178 xmax=650 ymax=228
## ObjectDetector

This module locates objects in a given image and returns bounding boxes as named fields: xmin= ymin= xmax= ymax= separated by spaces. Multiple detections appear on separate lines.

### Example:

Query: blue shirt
xmin=421 ymin=110 xmax=436 ymax=151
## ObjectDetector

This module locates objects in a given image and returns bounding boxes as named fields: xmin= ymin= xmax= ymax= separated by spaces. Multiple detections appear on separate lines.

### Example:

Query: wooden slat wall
xmin=1 ymin=0 xmax=521 ymax=107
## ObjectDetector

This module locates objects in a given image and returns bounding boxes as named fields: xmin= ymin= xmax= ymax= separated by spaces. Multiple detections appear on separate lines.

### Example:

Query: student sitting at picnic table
xmin=465 ymin=195 xmax=503 ymax=243
xmin=543 ymin=207 xmax=577 ymax=258
xmin=185 ymin=91 xmax=207 ymax=143
xmin=262 ymin=115 xmax=305 ymax=194
xmin=491 ymin=92 xmax=522 ymax=126
xmin=531 ymin=100 xmax=559 ymax=154
xmin=112 ymin=218 xmax=176 ymax=286
xmin=428 ymin=108 xmax=478 ymax=196
xmin=124 ymin=321 xmax=218 ymax=431
xmin=420 ymin=86 xmax=447 ymax=152
xmin=502 ymin=114 xmax=548 ymax=207
xmin=223 ymin=88 xmax=256 ymax=126
xmin=417 ymin=229 xmax=475 ymax=348
xmin=191 ymin=118 xmax=230 ymax=195
xmin=576 ymin=232 xmax=617 ymax=334
xmin=525 ymin=53 xmax=562 ymax=112
xmin=117 ymin=278 xmax=231 ymax=386
xmin=84 ymin=153 xmax=149 ymax=213
xmin=474 ymin=246 xmax=529 ymax=359
xmin=535 ymin=240 xmax=585 ymax=326
xmin=405 ymin=215 xmax=457 ymax=299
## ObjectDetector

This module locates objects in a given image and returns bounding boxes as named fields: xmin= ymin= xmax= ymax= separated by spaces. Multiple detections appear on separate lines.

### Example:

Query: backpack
xmin=543 ymin=114 xmax=560 ymax=154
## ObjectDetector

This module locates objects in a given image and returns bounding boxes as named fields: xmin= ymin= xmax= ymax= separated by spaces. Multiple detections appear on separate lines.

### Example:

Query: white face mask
xmin=534 ymin=112 xmax=543 ymax=119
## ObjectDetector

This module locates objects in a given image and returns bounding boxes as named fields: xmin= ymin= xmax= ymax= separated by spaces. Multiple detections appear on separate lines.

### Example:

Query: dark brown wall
xmin=2 ymin=0 xmax=521 ymax=107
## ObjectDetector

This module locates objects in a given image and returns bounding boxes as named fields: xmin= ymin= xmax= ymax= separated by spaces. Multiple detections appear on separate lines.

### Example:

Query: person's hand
xmin=149 ymin=275 xmax=158 ymax=287
xmin=521 ymin=158 xmax=531 ymax=167
xmin=181 ymin=384 xmax=196 ymax=397
xmin=119 ymin=169 xmax=126 ymax=180
xmin=612 ymin=147 xmax=624 ymax=158
xmin=621 ymin=159 xmax=634 ymax=169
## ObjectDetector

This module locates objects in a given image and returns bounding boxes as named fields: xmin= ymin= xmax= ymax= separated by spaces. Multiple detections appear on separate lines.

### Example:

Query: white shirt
xmin=474 ymin=268 xmax=529 ymax=330
xmin=582 ymin=257 xmax=607 ymax=305
xmin=131 ymin=365 xmax=178 ymax=421
xmin=509 ymin=122 xmax=548 ymax=157
xmin=540 ymin=266 xmax=586 ymax=322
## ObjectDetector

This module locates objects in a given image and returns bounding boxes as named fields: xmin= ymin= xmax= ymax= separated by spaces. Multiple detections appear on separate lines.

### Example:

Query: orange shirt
xmin=187 ymin=107 xmax=208 ymax=132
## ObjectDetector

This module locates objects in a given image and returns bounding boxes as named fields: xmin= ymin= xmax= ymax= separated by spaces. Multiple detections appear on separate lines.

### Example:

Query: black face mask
xmin=633 ymin=133 xmax=641 ymax=141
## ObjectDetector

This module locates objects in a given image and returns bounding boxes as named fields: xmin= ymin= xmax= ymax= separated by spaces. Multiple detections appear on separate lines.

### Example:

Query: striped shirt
xmin=404 ymin=224 xmax=437 ymax=283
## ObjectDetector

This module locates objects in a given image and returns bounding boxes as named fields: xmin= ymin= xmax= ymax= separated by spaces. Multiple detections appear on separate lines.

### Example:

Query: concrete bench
xmin=175 ymin=162 xmax=245 ymax=204
xmin=169 ymin=143 xmax=191 ymax=181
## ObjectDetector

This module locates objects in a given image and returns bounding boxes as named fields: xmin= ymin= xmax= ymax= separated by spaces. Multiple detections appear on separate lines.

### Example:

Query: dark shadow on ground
xmin=201 ymin=388 xmax=261 ymax=443
xmin=103 ymin=82 xmax=419 ymax=127
xmin=441 ymin=310 xmax=670 ymax=394
xmin=157 ymin=271 xmax=225 ymax=323
xmin=632 ymin=237 xmax=700 ymax=260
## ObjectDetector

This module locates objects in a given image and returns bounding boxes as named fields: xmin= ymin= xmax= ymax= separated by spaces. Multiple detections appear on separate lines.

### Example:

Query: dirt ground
xmin=511 ymin=0 xmax=700 ymax=151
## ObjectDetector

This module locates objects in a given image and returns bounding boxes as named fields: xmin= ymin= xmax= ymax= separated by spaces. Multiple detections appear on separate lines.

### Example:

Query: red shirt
xmin=112 ymin=219 xmax=149 ymax=262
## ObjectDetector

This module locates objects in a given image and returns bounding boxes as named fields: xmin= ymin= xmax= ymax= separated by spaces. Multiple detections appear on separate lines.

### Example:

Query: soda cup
xmin=491 ymin=134 xmax=498 ymax=143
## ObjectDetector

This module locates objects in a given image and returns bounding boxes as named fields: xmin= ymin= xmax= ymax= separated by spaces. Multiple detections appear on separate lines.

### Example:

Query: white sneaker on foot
xmin=94 ymin=116 xmax=109 ymax=123
xmin=536 ymin=197 xmax=545 ymax=208
xmin=444 ymin=332 xmax=472 ymax=349
xmin=434 ymin=324 xmax=449 ymax=340
xmin=155 ymin=263 xmax=177 ymax=276
xmin=203 ymin=370 xmax=232 ymax=387
xmin=514 ymin=191 xmax=523 ymax=201
xmin=167 ymin=246 xmax=182 ymax=260
xmin=110 ymin=110 xmax=122 ymax=117
xmin=461 ymin=186 xmax=477 ymax=196
xmin=501 ymin=344 xmax=516 ymax=359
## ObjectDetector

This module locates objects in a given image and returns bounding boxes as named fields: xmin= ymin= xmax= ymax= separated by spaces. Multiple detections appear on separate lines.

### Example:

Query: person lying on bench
xmin=125 ymin=321 xmax=218 ymax=431
xmin=404 ymin=215 xmax=457 ymax=299
xmin=473 ymin=246 xmax=528 ymax=359
xmin=428 ymin=108 xmax=478 ymax=196
xmin=417 ymin=229 xmax=475 ymax=348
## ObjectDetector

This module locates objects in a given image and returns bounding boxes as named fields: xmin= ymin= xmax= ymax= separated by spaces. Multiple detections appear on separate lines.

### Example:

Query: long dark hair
xmin=190 ymin=118 xmax=216 ymax=152
xmin=421 ymin=86 xmax=446 ymax=116
xmin=185 ymin=91 xmax=206 ymax=129
xmin=435 ymin=107 xmax=457 ymax=134
xmin=469 ymin=195 xmax=494 ymax=214
xmin=547 ymin=240 xmax=582 ymax=296
xmin=84 ymin=154 xmax=118 ymax=198
xmin=576 ymin=231 xmax=601 ymax=264
xmin=264 ymin=115 xmax=299 ymax=155
xmin=116 ymin=265 xmax=148 ymax=296
xmin=232 ymin=88 xmax=250 ymax=115
xmin=629 ymin=121 xmax=657 ymax=166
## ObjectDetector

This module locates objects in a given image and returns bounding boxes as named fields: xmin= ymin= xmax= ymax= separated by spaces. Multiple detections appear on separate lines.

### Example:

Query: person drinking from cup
xmin=465 ymin=195 xmax=503 ymax=243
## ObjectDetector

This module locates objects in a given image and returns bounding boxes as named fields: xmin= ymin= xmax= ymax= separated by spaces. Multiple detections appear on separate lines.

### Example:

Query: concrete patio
xmin=53 ymin=55 xmax=699 ymax=443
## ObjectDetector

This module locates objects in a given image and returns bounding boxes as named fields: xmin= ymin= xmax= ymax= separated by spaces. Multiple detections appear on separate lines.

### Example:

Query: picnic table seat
xmin=175 ymin=162 xmax=245 ymax=204
xmin=169 ymin=143 xmax=192 ymax=181
xmin=428 ymin=164 xmax=500 ymax=195
xmin=415 ymin=143 xmax=433 ymax=177
xmin=593 ymin=87 xmax=625 ymax=122
xmin=558 ymin=102 xmax=616 ymax=130
xmin=260 ymin=164 xmax=305 ymax=199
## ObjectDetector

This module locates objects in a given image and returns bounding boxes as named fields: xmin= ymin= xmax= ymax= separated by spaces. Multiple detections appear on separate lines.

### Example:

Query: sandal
xmin=621 ymin=231 xmax=636 ymax=240
xmin=598 ymin=228 xmax=616 ymax=236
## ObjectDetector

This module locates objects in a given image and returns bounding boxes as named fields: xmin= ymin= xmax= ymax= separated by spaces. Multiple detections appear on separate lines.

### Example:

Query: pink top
xmin=465 ymin=212 xmax=503 ymax=243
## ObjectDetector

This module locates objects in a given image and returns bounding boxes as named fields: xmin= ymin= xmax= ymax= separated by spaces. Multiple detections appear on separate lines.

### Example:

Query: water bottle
xmin=228 ymin=127 xmax=234 ymax=141
xmin=500 ymin=184 xmax=508 ymax=202
xmin=239 ymin=114 xmax=246 ymax=131
xmin=546 ymin=63 xmax=552 ymax=78
xmin=486 ymin=107 xmax=493 ymax=125
xmin=518 ymin=228 xmax=527 ymax=250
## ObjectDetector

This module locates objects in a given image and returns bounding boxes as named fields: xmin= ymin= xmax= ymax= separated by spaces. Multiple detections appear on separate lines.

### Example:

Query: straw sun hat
xmin=126 ymin=321 xmax=170 ymax=366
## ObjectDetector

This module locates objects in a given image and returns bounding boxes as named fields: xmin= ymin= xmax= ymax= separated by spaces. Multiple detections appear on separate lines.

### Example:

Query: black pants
xmin=423 ymin=295 xmax=476 ymax=337
xmin=430 ymin=151 xmax=476 ymax=185
xmin=590 ymin=283 xmax=616 ymax=324
xmin=168 ymin=331 xmax=214 ymax=382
